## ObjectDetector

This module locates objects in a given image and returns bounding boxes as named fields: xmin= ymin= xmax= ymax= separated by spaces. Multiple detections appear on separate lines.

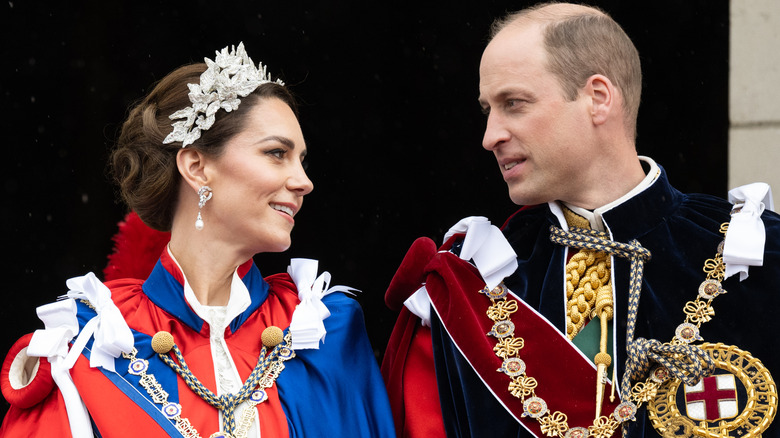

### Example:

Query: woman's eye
xmin=268 ymin=149 xmax=286 ymax=159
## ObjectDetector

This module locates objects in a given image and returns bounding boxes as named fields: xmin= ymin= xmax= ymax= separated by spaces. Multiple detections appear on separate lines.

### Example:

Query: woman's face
xmin=204 ymin=97 xmax=313 ymax=254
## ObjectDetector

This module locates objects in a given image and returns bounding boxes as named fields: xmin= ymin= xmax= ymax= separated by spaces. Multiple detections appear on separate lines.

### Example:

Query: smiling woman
xmin=0 ymin=43 xmax=395 ymax=438
xmin=169 ymin=98 xmax=314 ymax=304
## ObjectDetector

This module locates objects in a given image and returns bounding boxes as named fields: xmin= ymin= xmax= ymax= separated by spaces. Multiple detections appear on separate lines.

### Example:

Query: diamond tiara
xmin=162 ymin=42 xmax=284 ymax=147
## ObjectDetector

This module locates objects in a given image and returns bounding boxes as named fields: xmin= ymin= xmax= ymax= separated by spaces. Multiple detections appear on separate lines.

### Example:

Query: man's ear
xmin=585 ymin=74 xmax=615 ymax=126
xmin=177 ymin=148 xmax=208 ymax=191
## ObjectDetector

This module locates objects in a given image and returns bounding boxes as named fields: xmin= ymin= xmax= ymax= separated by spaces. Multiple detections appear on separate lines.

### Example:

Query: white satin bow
xmin=26 ymin=273 xmax=134 ymax=437
xmin=287 ymin=259 xmax=357 ymax=350
xmin=27 ymin=296 xmax=93 ymax=437
xmin=28 ymin=299 xmax=79 ymax=360
xmin=404 ymin=217 xmax=519 ymax=326
xmin=64 ymin=273 xmax=135 ymax=371
xmin=445 ymin=216 xmax=519 ymax=290
xmin=724 ymin=183 xmax=774 ymax=281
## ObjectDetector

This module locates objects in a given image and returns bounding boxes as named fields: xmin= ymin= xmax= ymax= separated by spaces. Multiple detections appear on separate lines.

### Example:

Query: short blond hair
xmin=491 ymin=2 xmax=642 ymax=138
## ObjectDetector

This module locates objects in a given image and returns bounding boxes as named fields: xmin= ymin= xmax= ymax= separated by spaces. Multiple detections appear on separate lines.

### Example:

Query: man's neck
xmin=561 ymin=156 xmax=660 ymax=231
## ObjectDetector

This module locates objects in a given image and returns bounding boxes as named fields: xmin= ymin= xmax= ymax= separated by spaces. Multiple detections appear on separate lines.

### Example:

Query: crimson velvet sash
xmin=383 ymin=236 xmax=621 ymax=437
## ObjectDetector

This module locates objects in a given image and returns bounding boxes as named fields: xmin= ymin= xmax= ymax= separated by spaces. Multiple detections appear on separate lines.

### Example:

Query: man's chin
xmin=508 ymin=188 xmax=545 ymax=207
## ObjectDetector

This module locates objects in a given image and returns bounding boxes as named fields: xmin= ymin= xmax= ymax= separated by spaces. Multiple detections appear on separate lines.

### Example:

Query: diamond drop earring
xmin=195 ymin=186 xmax=213 ymax=230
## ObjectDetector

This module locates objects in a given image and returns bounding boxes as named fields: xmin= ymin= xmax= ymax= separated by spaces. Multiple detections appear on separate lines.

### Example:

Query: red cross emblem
xmin=684 ymin=374 xmax=738 ymax=421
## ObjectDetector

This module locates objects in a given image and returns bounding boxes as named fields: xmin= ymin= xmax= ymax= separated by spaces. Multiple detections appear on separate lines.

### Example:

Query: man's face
xmin=478 ymin=23 xmax=594 ymax=207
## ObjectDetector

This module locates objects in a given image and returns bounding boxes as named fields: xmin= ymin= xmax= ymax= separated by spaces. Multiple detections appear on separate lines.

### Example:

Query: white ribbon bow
xmin=444 ymin=216 xmax=519 ymax=290
xmin=287 ymin=259 xmax=357 ymax=350
xmin=64 ymin=273 xmax=135 ymax=371
xmin=404 ymin=286 xmax=433 ymax=327
xmin=405 ymin=217 xmax=519 ymax=326
xmin=27 ymin=298 xmax=93 ymax=437
xmin=26 ymin=273 xmax=134 ymax=437
xmin=28 ymin=299 xmax=79 ymax=360
xmin=724 ymin=183 xmax=774 ymax=281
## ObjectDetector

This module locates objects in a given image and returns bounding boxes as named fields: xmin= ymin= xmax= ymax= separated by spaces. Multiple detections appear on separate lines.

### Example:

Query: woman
xmin=0 ymin=43 xmax=395 ymax=437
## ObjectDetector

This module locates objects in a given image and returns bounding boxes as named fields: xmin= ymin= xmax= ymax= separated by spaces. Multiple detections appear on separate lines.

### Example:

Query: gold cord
xmin=562 ymin=207 xmax=614 ymax=419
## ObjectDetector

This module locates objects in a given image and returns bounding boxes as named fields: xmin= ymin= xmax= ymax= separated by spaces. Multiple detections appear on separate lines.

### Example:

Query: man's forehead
xmin=483 ymin=21 xmax=544 ymax=63
xmin=480 ymin=26 xmax=545 ymax=76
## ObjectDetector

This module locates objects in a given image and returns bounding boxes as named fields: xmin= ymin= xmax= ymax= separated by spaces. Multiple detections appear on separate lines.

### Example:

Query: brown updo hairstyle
xmin=110 ymin=62 xmax=297 ymax=231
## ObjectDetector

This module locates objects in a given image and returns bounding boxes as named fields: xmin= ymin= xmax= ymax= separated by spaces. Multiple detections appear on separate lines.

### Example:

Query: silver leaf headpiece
xmin=162 ymin=42 xmax=284 ymax=147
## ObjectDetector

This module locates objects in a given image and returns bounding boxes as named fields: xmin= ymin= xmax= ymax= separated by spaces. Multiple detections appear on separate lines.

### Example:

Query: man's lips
xmin=500 ymin=157 xmax=526 ymax=171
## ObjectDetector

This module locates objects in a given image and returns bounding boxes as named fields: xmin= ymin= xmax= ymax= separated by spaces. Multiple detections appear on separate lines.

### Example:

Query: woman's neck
xmin=167 ymin=228 xmax=251 ymax=307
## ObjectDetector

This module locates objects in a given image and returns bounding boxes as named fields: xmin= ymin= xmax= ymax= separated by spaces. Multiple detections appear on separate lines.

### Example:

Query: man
xmin=382 ymin=3 xmax=780 ymax=438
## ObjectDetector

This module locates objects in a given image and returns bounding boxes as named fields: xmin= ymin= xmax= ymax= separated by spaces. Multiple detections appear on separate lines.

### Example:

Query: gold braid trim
xmin=565 ymin=251 xmax=611 ymax=338
xmin=561 ymin=206 xmax=616 ymax=417
xmin=561 ymin=207 xmax=613 ymax=340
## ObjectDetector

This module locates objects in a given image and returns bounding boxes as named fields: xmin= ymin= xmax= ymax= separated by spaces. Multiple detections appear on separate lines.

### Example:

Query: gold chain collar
xmin=478 ymin=222 xmax=777 ymax=438
xmin=120 ymin=331 xmax=295 ymax=438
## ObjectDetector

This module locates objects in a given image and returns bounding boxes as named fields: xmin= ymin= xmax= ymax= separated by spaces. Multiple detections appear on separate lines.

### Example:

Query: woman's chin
xmin=254 ymin=239 xmax=292 ymax=255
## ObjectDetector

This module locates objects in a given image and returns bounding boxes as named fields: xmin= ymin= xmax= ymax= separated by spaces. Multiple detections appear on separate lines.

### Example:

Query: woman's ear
xmin=177 ymin=148 xmax=208 ymax=192
xmin=584 ymin=74 xmax=615 ymax=126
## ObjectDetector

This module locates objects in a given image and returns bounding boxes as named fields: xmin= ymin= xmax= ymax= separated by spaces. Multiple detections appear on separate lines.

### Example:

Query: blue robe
xmin=1 ymin=253 xmax=396 ymax=437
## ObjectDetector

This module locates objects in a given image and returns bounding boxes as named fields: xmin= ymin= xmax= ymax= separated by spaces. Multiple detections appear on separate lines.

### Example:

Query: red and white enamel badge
xmin=648 ymin=343 xmax=776 ymax=438
xmin=684 ymin=374 xmax=738 ymax=422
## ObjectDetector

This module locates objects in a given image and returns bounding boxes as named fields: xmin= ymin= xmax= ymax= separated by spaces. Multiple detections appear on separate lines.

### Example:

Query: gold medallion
xmin=648 ymin=343 xmax=777 ymax=438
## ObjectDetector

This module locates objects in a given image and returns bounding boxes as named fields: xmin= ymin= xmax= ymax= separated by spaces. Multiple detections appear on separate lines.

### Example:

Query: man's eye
xmin=505 ymin=99 xmax=529 ymax=111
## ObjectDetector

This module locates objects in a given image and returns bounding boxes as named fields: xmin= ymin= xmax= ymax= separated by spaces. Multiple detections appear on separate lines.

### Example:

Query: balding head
xmin=490 ymin=2 xmax=642 ymax=139
xmin=490 ymin=2 xmax=605 ymax=35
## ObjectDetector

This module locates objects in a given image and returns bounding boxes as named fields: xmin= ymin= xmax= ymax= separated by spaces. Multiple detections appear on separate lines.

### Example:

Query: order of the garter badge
xmin=648 ymin=343 xmax=777 ymax=437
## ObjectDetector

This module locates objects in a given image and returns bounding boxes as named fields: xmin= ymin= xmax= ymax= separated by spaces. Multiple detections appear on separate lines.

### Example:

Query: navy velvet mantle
xmin=432 ymin=166 xmax=780 ymax=437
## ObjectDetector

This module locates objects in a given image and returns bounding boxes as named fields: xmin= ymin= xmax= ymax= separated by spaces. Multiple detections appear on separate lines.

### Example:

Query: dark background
xmin=1 ymin=0 xmax=727 ymax=417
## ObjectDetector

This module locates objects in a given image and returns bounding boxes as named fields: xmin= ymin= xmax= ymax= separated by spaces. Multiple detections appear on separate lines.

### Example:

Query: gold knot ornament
xmin=151 ymin=331 xmax=175 ymax=354
xmin=261 ymin=326 xmax=284 ymax=348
